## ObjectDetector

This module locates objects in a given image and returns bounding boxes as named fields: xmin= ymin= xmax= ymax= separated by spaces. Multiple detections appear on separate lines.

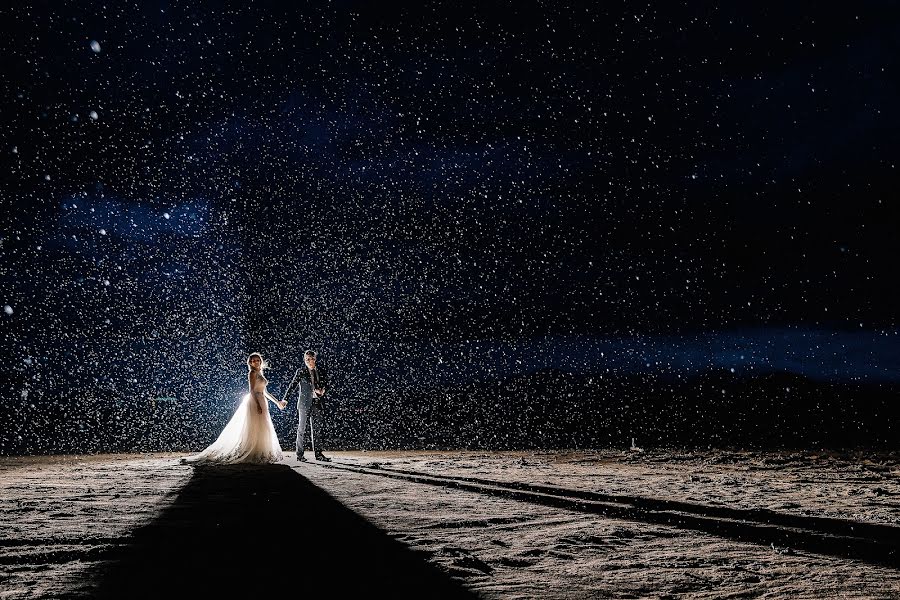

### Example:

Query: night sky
xmin=2 ymin=0 xmax=899 ymax=445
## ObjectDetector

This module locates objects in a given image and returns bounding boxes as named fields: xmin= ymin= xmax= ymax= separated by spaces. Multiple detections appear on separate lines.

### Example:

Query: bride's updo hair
xmin=247 ymin=352 xmax=269 ymax=371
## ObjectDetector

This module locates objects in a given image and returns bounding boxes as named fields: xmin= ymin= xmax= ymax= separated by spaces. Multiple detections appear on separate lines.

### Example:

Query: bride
xmin=185 ymin=352 xmax=287 ymax=464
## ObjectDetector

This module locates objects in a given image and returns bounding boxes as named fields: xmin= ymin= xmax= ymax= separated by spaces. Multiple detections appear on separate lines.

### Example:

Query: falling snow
xmin=0 ymin=2 xmax=897 ymax=456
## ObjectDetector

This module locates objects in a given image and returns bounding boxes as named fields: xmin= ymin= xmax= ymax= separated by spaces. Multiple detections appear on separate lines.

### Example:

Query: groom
xmin=282 ymin=349 xmax=331 ymax=462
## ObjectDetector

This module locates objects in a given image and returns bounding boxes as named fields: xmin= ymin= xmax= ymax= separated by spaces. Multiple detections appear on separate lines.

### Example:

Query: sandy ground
xmin=0 ymin=453 xmax=191 ymax=598
xmin=1 ymin=450 xmax=899 ymax=599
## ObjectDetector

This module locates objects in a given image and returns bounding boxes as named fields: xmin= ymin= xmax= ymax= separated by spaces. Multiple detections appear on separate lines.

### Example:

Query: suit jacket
xmin=282 ymin=365 xmax=329 ymax=410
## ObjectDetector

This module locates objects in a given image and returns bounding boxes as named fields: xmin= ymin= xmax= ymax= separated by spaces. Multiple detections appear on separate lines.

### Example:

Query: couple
xmin=186 ymin=350 xmax=330 ymax=464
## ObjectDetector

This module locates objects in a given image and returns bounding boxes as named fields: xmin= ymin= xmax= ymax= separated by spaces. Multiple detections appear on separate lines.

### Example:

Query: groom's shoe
xmin=315 ymin=453 xmax=331 ymax=463
xmin=296 ymin=452 xmax=308 ymax=463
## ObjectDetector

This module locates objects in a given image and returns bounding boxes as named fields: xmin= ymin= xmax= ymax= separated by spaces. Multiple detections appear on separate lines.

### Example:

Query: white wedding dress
xmin=186 ymin=370 xmax=284 ymax=464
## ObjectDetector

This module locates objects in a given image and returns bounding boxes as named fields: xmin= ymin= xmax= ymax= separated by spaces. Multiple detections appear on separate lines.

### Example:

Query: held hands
xmin=314 ymin=388 xmax=325 ymax=398
xmin=278 ymin=400 xmax=288 ymax=410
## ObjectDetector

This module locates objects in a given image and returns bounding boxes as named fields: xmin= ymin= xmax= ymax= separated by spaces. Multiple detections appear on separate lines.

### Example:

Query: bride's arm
xmin=264 ymin=389 xmax=286 ymax=410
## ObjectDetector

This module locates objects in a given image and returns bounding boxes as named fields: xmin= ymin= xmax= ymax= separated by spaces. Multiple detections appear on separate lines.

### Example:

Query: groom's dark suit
xmin=282 ymin=364 xmax=329 ymax=457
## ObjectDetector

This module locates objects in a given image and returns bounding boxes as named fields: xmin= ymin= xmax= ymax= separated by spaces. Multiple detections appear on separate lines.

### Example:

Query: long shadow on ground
xmin=91 ymin=463 xmax=477 ymax=599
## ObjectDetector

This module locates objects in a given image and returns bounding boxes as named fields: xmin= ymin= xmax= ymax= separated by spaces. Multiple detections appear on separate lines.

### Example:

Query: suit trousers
xmin=296 ymin=396 xmax=326 ymax=455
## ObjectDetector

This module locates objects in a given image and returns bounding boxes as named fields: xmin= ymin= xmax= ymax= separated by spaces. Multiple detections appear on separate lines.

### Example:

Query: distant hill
xmin=326 ymin=368 xmax=900 ymax=450
xmin=2 ymin=368 xmax=897 ymax=455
